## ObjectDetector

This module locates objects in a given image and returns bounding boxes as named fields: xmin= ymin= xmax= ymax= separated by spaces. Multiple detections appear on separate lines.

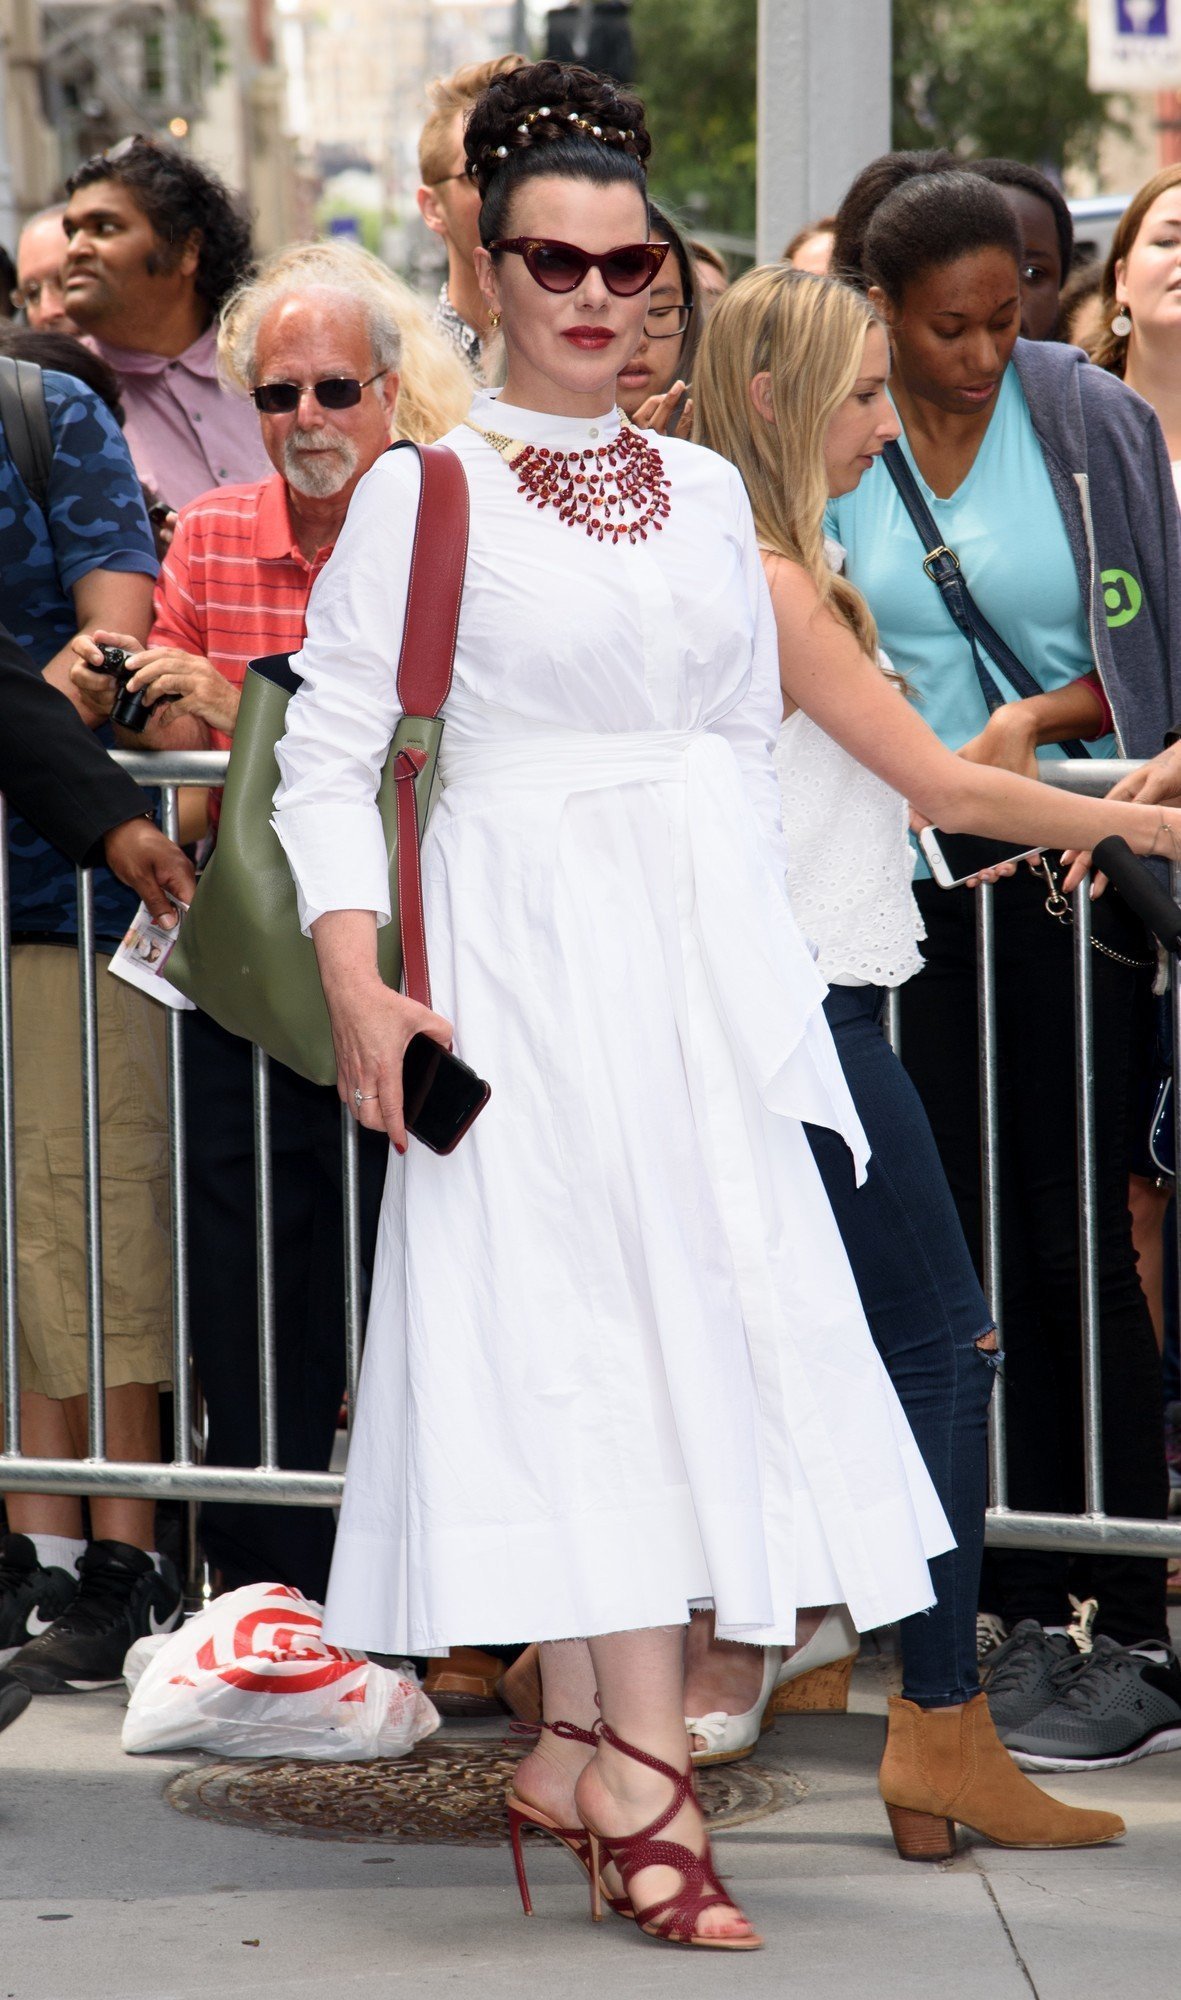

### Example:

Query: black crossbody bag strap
xmin=0 ymin=354 xmax=52 ymax=513
xmin=881 ymin=438 xmax=1091 ymax=761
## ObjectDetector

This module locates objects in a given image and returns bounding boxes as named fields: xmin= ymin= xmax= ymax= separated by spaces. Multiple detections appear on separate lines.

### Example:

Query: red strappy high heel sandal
xmin=506 ymin=1720 xmax=635 ymax=1923
xmin=583 ymin=1719 xmax=763 ymax=1951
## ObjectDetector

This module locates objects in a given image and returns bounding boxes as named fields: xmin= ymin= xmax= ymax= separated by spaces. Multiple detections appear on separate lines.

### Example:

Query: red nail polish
xmin=395 ymin=1141 xmax=407 ymax=1156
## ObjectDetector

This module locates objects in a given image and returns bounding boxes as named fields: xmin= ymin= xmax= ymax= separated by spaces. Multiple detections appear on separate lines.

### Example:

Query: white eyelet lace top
xmin=773 ymin=540 xmax=926 ymax=989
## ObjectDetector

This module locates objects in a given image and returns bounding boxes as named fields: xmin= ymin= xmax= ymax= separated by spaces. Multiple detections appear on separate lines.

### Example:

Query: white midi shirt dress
xmin=273 ymin=392 xmax=953 ymax=1656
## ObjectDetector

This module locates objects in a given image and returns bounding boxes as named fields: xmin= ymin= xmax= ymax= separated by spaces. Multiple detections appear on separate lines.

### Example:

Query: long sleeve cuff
xmin=271 ymin=804 xmax=391 ymax=935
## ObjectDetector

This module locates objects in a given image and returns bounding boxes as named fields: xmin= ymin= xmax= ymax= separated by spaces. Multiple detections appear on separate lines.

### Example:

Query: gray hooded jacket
xmin=1011 ymin=337 xmax=1181 ymax=757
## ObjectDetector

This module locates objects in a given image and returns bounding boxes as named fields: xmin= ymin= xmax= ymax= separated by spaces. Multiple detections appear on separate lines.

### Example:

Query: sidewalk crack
xmin=979 ymin=1868 xmax=1040 ymax=1997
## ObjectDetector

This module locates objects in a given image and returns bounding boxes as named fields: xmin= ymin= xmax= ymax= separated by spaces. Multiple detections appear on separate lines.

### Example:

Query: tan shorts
xmin=4 ymin=944 xmax=172 ymax=1399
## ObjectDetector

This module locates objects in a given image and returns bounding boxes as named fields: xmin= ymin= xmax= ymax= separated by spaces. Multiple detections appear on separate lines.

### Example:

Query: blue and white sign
xmin=1118 ymin=1 xmax=1168 ymax=34
xmin=1090 ymin=0 xmax=1181 ymax=87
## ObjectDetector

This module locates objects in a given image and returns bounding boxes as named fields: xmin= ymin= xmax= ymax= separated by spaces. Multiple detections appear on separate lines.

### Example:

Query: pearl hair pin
xmin=470 ymin=102 xmax=638 ymax=175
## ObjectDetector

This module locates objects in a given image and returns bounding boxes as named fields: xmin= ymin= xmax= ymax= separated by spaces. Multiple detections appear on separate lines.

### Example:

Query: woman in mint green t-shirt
xmin=828 ymin=160 xmax=1175 ymax=1722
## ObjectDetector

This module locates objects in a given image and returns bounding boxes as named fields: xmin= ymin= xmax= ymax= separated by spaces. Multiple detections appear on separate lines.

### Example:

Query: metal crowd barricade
xmin=888 ymin=759 xmax=1181 ymax=1561
xmin=1 ymin=752 xmax=1180 ymax=1564
xmin=0 ymin=751 xmax=344 ymax=1511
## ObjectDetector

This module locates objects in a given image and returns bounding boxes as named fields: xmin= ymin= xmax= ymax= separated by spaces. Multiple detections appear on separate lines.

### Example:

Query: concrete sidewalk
xmin=1 ymin=1637 xmax=1178 ymax=2000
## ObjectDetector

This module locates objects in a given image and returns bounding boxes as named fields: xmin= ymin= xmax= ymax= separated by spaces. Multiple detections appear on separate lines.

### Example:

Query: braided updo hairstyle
xmin=464 ymin=60 xmax=652 ymax=247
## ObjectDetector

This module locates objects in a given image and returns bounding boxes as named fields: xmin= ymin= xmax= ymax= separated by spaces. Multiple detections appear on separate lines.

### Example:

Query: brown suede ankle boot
xmin=879 ymin=1692 xmax=1125 ymax=1860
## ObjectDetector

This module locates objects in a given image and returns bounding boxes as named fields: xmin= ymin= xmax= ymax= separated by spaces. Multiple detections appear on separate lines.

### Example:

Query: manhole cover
xmin=165 ymin=1737 xmax=805 ymax=1844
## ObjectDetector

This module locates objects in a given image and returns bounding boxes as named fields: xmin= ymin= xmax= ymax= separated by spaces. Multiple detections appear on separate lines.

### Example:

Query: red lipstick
xmin=562 ymin=326 xmax=616 ymax=350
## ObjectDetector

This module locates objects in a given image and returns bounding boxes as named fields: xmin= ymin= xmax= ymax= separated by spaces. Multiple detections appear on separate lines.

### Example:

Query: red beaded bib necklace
xmin=467 ymin=415 xmax=672 ymax=544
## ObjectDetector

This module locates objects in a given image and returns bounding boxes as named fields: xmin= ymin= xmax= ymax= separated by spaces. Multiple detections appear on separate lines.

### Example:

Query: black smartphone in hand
xmin=402 ymin=1034 xmax=490 ymax=1154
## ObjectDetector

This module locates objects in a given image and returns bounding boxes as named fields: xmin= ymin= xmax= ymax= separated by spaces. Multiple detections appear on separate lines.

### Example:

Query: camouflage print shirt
xmin=3 ymin=370 xmax=158 ymax=947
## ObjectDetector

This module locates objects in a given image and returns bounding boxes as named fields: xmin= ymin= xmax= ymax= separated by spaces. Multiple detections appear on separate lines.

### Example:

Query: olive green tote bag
xmin=167 ymin=441 xmax=469 ymax=1085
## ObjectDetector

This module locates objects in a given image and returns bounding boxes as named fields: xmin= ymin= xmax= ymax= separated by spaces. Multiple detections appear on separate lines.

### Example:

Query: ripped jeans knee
xmin=972 ymin=1325 xmax=1003 ymax=1372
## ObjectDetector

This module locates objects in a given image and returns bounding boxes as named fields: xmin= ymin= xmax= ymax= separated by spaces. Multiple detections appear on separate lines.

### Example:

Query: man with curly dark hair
xmin=61 ymin=136 xmax=269 ymax=508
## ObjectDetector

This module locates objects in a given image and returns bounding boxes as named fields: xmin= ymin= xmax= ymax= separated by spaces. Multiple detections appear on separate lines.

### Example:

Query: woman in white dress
xmin=272 ymin=62 xmax=951 ymax=1952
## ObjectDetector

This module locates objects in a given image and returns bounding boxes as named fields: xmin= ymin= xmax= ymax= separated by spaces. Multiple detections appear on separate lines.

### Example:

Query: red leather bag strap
xmin=388 ymin=441 xmax=469 ymax=1008
xmin=394 ymin=439 xmax=470 ymax=717
xmin=394 ymin=747 xmax=432 ymax=1006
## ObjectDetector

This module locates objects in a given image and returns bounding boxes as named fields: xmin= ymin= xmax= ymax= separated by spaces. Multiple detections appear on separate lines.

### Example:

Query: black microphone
xmin=1092 ymin=836 xmax=1181 ymax=956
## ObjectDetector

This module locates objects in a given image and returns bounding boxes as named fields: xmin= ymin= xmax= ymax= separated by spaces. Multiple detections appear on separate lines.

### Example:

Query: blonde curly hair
xmin=218 ymin=240 xmax=473 ymax=445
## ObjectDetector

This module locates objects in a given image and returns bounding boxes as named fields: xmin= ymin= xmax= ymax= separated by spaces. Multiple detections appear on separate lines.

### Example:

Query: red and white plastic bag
xmin=122 ymin=1582 xmax=440 ymax=1760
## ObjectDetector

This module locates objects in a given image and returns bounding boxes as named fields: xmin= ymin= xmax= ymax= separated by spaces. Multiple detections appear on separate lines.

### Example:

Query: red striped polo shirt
xmin=150 ymin=473 xmax=334 ymax=753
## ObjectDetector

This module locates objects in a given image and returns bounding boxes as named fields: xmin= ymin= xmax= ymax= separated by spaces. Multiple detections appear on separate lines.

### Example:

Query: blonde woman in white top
xmin=689 ymin=263 xmax=1181 ymax=1852
xmin=271 ymin=63 xmax=961 ymax=1951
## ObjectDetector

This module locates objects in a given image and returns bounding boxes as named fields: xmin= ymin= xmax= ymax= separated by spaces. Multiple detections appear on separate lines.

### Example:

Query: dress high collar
xmin=470 ymin=388 xmax=623 ymax=448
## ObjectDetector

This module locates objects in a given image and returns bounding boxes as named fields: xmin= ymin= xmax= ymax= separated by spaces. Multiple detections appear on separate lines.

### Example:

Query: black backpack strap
xmin=0 ymin=355 xmax=53 ymax=514
xmin=881 ymin=438 xmax=1091 ymax=761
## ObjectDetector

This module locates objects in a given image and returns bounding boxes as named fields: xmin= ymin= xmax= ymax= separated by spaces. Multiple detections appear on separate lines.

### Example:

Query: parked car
xmin=1067 ymin=194 xmax=1128 ymax=270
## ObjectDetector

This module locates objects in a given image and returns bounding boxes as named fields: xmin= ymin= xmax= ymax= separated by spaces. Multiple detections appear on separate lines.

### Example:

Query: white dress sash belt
xmin=440 ymin=723 xmax=869 ymax=1176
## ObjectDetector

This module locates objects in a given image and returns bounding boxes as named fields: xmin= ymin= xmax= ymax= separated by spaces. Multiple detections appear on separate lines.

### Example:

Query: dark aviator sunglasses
xmin=251 ymin=369 xmax=387 ymax=415
xmin=489 ymin=237 xmax=669 ymax=296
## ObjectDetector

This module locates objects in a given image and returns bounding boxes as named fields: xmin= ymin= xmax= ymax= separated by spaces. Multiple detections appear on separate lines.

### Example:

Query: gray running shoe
xmin=980 ymin=1618 xmax=1079 ymax=1732
xmin=1003 ymin=1636 xmax=1181 ymax=1772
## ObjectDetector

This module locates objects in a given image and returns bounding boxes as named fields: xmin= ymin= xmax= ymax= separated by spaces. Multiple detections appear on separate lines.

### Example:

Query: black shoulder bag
xmin=880 ymin=437 xmax=1092 ymax=762
xmin=0 ymin=355 xmax=53 ymax=512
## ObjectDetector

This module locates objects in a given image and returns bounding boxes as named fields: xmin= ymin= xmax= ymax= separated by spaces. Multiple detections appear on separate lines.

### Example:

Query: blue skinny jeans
xmin=805 ymin=983 xmax=996 ymax=1708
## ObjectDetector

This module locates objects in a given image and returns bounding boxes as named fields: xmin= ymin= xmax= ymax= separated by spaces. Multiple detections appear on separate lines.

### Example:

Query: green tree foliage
xmin=630 ymin=0 xmax=1120 ymax=242
xmin=892 ymin=0 xmax=1123 ymax=172
xmin=632 ymin=0 xmax=757 ymax=235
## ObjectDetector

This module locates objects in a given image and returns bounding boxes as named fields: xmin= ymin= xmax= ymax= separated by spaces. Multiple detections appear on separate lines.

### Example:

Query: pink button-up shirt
xmin=88 ymin=323 xmax=270 ymax=510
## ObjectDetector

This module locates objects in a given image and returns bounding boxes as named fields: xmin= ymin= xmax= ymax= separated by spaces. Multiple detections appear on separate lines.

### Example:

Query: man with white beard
xmin=72 ymin=273 xmax=401 ymax=745
xmin=69 ymin=259 xmax=403 ymax=1600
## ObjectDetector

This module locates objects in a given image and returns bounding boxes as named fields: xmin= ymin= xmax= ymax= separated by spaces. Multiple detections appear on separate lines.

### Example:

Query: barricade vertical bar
xmin=976 ymin=882 xmax=1007 ymax=1507
xmin=341 ymin=1106 xmax=363 ymax=1425
xmin=1172 ymin=864 xmax=1181 ymax=1401
xmin=0 ymin=798 xmax=18 ymax=1455
xmin=160 ymin=784 xmax=192 ymax=1465
xmin=76 ymin=863 xmax=106 ymax=1459
xmin=1073 ymin=884 xmax=1103 ymax=1516
xmin=883 ymin=984 xmax=901 ymax=1057
xmin=188 ymin=1379 xmax=209 ymax=1606
xmin=253 ymin=1045 xmax=278 ymax=1467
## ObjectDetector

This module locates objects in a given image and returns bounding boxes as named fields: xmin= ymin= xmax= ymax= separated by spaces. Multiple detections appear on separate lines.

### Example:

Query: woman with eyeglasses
xmin=272 ymin=59 xmax=954 ymax=1955
xmin=615 ymin=201 xmax=699 ymax=435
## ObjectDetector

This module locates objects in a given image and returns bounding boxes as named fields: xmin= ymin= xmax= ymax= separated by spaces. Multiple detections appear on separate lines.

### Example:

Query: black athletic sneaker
xmin=0 ymin=1533 xmax=79 ymax=1666
xmin=980 ymin=1618 xmax=1080 ymax=1733
xmin=1003 ymin=1636 xmax=1181 ymax=1772
xmin=0 ymin=1668 xmax=31 ymax=1736
xmin=7 ymin=1539 xmax=183 ymax=1693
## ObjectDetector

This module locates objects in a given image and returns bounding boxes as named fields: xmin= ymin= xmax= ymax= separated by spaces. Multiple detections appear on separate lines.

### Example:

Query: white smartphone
xmin=919 ymin=827 xmax=1043 ymax=890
